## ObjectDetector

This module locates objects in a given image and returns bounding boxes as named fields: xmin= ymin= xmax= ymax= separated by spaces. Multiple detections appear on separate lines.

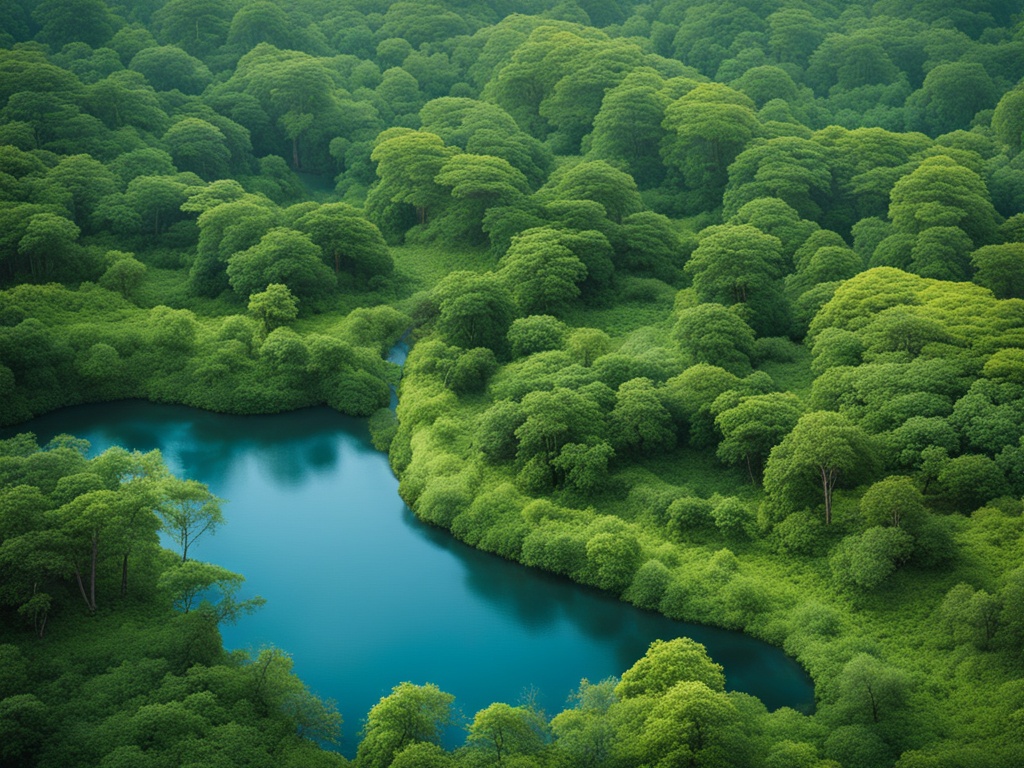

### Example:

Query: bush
xmin=625 ymin=560 xmax=673 ymax=610
xmin=666 ymin=496 xmax=714 ymax=537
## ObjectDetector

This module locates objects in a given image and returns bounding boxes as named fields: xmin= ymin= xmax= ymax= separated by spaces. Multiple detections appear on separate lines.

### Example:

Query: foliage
xmin=4 ymin=1 xmax=1024 ymax=766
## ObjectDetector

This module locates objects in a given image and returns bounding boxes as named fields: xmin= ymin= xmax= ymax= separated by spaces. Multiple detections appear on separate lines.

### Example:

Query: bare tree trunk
xmin=74 ymin=565 xmax=93 ymax=612
xmin=821 ymin=466 xmax=833 ymax=525
xmin=121 ymin=552 xmax=130 ymax=597
xmin=89 ymin=534 xmax=98 ymax=611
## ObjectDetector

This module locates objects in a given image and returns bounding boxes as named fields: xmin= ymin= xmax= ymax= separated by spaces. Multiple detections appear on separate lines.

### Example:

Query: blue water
xmin=11 ymin=400 xmax=814 ymax=754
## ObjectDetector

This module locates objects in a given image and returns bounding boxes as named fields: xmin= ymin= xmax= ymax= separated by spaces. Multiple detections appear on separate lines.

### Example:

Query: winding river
xmin=10 ymin=395 xmax=814 ymax=754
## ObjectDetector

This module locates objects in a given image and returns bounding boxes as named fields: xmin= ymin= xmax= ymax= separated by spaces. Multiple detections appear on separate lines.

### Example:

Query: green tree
xmin=888 ymin=155 xmax=1000 ymax=247
xmin=33 ymin=0 xmax=116 ymax=48
xmin=356 ymin=682 xmax=455 ymax=768
xmin=715 ymin=392 xmax=802 ymax=483
xmin=226 ymin=227 xmax=335 ymax=300
xmin=499 ymin=227 xmax=588 ymax=314
xmin=17 ymin=213 xmax=80 ymax=280
xmin=371 ymin=130 xmax=458 ymax=226
xmin=432 ymin=271 xmax=516 ymax=353
xmin=226 ymin=1 xmax=292 ymax=50
xmin=764 ymin=411 xmax=878 ymax=525
xmin=548 ymin=160 xmax=643 ymax=223
xmin=724 ymin=137 xmax=832 ymax=222
xmin=125 ymin=175 xmax=190 ymax=235
xmin=507 ymin=315 xmax=568 ymax=358
xmin=992 ymin=86 xmax=1024 ymax=156
xmin=615 ymin=211 xmax=686 ymax=281
xmin=616 ymin=638 xmax=725 ymax=698
xmin=830 ymin=526 xmax=914 ymax=591
xmin=673 ymin=303 xmax=755 ymax=376
xmin=937 ymin=454 xmax=1009 ymax=512
xmin=295 ymin=203 xmax=393 ymax=281
xmin=189 ymin=196 xmax=278 ymax=296
xmin=551 ymin=441 xmax=615 ymax=494
xmin=588 ymin=69 xmax=673 ymax=188
xmin=129 ymin=45 xmax=212 ymax=94
xmin=860 ymin=476 xmax=926 ymax=528
xmin=434 ymin=153 xmax=530 ymax=243
xmin=610 ymin=378 xmax=675 ymax=456
xmin=164 ymin=118 xmax=230 ymax=180
xmin=44 ymin=154 xmax=118 ymax=231
xmin=515 ymin=387 xmax=606 ymax=486
xmin=905 ymin=62 xmax=998 ymax=137
xmin=684 ymin=223 xmax=787 ymax=336
xmin=586 ymin=529 xmax=642 ymax=592
xmin=466 ymin=702 xmax=549 ymax=765
xmin=99 ymin=252 xmax=147 ymax=301
xmin=971 ymin=243 xmax=1024 ymax=299
xmin=662 ymin=82 xmax=760 ymax=211
xmin=157 ymin=478 xmax=224 ymax=562
xmin=248 ymin=283 xmax=298 ymax=337
xmin=631 ymin=680 xmax=749 ymax=768
xmin=832 ymin=653 xmax=914 ymax=725
xmin=158 ymin=560 xmax=243 ymax=613
xmin=152 ymin=0 xmax=234 ymax=57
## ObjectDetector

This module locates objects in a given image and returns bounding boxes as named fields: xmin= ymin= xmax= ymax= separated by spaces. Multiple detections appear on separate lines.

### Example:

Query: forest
xmin=1 ymin=0 xmax=1024 ymax=766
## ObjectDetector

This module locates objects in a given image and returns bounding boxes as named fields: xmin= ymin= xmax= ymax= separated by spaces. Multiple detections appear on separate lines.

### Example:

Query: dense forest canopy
xmin=1 ymin=0 xmax=1024 ymax=766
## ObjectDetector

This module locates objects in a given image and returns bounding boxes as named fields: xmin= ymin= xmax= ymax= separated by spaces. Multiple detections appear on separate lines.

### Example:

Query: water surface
xmin=10 ymin=401 xmax=814 ymax=753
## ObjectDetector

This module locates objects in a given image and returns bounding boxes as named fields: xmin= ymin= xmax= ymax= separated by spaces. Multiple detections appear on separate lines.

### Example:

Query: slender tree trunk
xmin=292 ymin=136 xmax=301 ymax=169
xmin=121 ymin=551 xmax=130 ymax=597
xmin=74 ymin=565 xmax=93 ymax=612
xmin=90 ymin=534 xmax=98 ymax=611
xmin=821 ymin=466 xmax=833 ymax=525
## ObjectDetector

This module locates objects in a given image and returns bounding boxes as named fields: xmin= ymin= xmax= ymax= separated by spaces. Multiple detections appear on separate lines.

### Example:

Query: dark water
xmin=9 ymin=400 xmax=814 ymax=754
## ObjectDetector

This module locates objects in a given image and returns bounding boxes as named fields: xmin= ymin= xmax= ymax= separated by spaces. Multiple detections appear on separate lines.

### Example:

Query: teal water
xmin=12 ymin=400 xmax=814 ymax=754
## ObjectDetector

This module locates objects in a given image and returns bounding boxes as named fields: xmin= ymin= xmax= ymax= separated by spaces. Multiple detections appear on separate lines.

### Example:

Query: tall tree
xmin=156 ymin=478 xmax=224 ymax=562
xmin=371 ymin=130 xmax=458 ymax=226
xmin=662 ymin=82 xmax=759 ymax=210
xmin=716 ymin=392 xmax=803 ymax=483
xmin=764 ymin=411 xmax=878 ymax=525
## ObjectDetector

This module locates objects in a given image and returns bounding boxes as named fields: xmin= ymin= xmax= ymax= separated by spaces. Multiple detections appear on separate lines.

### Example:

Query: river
xmin=9 ymin=399 xmax=814 ymax=755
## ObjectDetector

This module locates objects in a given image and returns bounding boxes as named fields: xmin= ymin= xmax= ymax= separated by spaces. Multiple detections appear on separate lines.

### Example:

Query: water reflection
xmin=8 ymin=400 xmax=815 ymax=754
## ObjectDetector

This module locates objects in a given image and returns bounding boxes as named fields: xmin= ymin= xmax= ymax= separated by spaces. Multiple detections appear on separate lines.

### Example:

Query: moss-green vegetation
xmin=3 ymin=0 xmax=1024 ymax=766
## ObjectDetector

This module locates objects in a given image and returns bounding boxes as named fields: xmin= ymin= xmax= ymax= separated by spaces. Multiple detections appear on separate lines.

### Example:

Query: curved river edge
xmin=383 ymin=338 xmax=818 ymax=705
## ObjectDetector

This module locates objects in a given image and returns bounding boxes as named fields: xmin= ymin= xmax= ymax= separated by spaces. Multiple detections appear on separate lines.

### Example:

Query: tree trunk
xmin=121 ymin=551 xmax=130 ymax=597
xmin=89 ymin=533 xmax=98 ymax=611
xmin=821 ymin=465 xmax=833 ymax=525
xmin=74 ymin=565 xmax=93 ymax=612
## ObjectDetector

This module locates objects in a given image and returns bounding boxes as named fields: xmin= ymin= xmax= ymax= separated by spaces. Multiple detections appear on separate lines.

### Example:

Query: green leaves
xmin=247 ymin=283 xmax=298 ymax=336
xmin=357 ymin=682 xmax=455 ymax=768
xmin=499 ymin=227 xmax=588 ymax=314
xmin=764 ymin=411 xmax=879 ymax=524
xmin=616 ymin=638 xmax=725 ymax=698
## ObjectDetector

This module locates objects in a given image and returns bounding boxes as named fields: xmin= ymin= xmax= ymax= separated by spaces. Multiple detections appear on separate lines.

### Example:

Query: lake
xmin=10 ymin=399 xmax=815 ymax=754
